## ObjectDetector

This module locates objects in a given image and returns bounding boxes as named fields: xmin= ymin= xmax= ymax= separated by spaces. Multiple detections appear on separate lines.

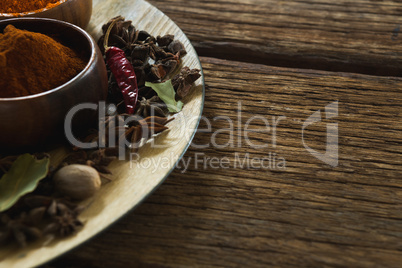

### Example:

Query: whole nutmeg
xmin=53 ymin=164 xmax=101 ymax=201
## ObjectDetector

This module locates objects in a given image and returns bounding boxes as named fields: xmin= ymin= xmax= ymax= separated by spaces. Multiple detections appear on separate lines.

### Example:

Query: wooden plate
xmin=0 ymin=0 xmax=204 ymax=267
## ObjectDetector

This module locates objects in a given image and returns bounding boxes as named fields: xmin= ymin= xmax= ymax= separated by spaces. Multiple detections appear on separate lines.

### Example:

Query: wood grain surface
xmin=46 ymin=0 xmax=402 ymax=267
xmin=149 ymin=0 xmax=402 ymax=76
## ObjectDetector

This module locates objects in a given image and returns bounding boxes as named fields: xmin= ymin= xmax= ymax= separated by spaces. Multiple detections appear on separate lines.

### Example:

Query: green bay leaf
xmin=0 ymin=154 xmax=49 ymax=212
xmin=145 ymin=80 xmax=183 ymax=113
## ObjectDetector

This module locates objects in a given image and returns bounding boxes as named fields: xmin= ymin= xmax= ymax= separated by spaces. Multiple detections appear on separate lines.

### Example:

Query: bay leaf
xmin=145 ymin=80 xmax=183 ymax=113
xmin=0 ymin=154 xmax=49 ymax=212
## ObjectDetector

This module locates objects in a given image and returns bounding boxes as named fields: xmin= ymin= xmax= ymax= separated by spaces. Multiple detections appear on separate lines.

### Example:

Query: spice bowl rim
xmin=0 ymin=0 xmax=68 ymax=17
xmin=0 ymin=17 xmax=97 ymax=101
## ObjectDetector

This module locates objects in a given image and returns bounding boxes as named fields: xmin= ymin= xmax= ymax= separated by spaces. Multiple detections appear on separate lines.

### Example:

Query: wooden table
xmin=48 ymin=0 xmax=401 ymax=267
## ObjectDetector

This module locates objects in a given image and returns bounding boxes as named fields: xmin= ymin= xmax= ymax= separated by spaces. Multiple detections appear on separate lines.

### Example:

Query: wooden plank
xmin=148 ymin=0 xmax=402 ymax=76
xmin=48 ymin=57 xmax=402 ymax=267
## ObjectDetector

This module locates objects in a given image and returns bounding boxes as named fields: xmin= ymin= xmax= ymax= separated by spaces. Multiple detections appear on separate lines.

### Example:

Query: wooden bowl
xmin=0 ymin=18 xmax=108 ymax=152
xmin=0 ymin=0 xmax=92 ymax=29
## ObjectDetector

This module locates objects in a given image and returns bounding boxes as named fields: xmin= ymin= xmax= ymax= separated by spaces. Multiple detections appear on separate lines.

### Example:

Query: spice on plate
xmin=97 ymin=16 xmax=201 ymax=117
xmin=103 ymin=19 xmax=139 ymax=114
xmin=53 ymin=165 xmax=102 ymax=201
xmin=172 ymin=67 xmax=201 ymax=99
xmin=0 ymin=0 xmax=62 ymax=14
xmin=0 ymin=15 xmax=201 ymax=248
xmin=0 ymin=25 xmax=86 ymax=98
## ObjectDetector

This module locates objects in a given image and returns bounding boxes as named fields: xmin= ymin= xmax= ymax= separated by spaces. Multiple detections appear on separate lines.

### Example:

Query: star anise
xmin=98 ymin=16 xmax=136 ymax=54
xmin=0 ymin=213 xmax=41 ymax=247
xmin=172 ymin=67 xmax=201 ymax=99
xmin=152 ymin=52 xmax=181 ymax=81
xmin=168 ymin=40 xmax=187 ymax=57
xmin=125 ymin=116 xmax=173 ymax=152
xmin=0 ymin=196 xmax=84 ymax=247
xmin=157 ymin=34 xmax=174 ymax=47
xmin=98 ymin=17 xmax=188 ymax=92
xmin=108 ymin=115 xmax=173 ymax=152
xmin=86 ymin=149 xmax=117 ymax=177
xmin=60 ymin=147 xmax=117 ymax=181
xmin=135 ymin=96 xmax=168 ymax=117
xmin=71 ymin=115 xmax=172 ymax=156
xmin=43 ymin=200 xmax=83 ymax=237
xmin=131 ymin=45 xmax=150 ymax=66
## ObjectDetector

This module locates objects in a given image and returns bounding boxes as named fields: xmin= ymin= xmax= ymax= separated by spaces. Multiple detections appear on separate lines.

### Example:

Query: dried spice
xmin=0 ymin=194 xmax=84 ymax=247
xmin=103 ymin=115 xmax=174 ymax=153
xmin=0 ymin=154 xmax=49 ymax=212
xmin=53 ymin=165 xmax=101 ymax=201
xmin=0 ymin=0 xmax=62 ymax=14
xmin=0 ymin=213 xmax=42 ymax=247
xmin=0 ymin=25 xmax=86 ymax=98
xmin=103 ymin=19 xmax=139 ymax=114
xmin=135 ymin=96 xmax=168 ymax=118
xmin=0 ymin=153 xmax=86 ymax=247
xmin=172 ymin=67 xmax=202 ymax=99
xmin=145 ymin=80 xmax=183 ymax=113
xmin=68 ymin=115 xmax=173 ymax=161
xmin=97 ymin=16 xmax=193 ymax=113
xmin=0 ymin=16 xmax=201 ymax=248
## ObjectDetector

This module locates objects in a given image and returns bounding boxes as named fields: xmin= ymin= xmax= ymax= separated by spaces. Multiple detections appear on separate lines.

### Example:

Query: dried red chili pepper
xmin=104 ymin=20 xmax=139 ymax=114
